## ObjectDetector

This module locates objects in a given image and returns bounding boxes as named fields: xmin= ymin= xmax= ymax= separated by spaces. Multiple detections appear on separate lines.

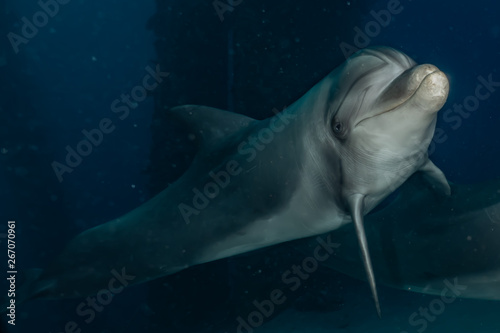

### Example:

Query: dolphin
xmin=298 ymin=173 xmax=500 ymax=300
xmin=13 ymin=46 xmax=449 ymax=316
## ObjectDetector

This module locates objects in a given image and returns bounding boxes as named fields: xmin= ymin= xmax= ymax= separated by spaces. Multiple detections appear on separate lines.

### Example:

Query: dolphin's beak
xmin=403 ymin=68 xmax=449 ymax=113
xmin=356 ymin=65 xmax=449 ymax=127
xmin=377 ymin=64 xmax=449 ymax=115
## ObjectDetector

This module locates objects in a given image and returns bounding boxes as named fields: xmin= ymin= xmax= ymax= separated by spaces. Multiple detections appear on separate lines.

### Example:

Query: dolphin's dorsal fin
xmin=170 ymin=105 xmax=257 ymax=151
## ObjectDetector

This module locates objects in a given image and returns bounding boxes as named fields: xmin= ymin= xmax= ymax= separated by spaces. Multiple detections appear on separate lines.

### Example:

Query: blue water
xmin=1 ymin=0 xmax=499 ymax=332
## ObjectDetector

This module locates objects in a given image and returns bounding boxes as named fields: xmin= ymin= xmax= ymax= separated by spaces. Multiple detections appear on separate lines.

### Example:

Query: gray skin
xmin=298 ymin=173 xmax=500 ymax=300
xmin=16 ymin=47 xmax=449 ymax=316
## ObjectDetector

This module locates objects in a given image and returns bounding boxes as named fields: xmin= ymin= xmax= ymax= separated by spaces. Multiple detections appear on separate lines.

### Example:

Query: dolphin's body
xmin=16 ymin=47 xmax=449 ymax=315
xmin=300 ymin=174 xmax=500 ymax=300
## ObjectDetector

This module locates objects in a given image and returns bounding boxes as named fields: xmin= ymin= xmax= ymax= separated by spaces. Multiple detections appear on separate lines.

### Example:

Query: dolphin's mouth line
xmin=355 ymin=69 xmax=439 ymax=127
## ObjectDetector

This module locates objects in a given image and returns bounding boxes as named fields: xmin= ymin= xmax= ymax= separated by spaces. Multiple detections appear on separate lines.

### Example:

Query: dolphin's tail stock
xmin=2 ymin=268 xmax=51 ymax=313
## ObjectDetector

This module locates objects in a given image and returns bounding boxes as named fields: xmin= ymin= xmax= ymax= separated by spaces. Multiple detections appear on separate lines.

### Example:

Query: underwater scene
xmin=1 ymin=0 xmax=500 ymax=332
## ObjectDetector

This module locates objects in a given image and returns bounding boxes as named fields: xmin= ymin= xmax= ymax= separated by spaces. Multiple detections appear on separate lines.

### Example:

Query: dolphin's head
xmin=307 ymin=46 xmax=449 ymax=316
xmin=325 ymin=46 xmax=449 ymax=212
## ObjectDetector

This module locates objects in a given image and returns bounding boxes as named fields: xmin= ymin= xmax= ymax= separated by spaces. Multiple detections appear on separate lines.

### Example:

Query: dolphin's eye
xmin=333 ymin=122 xmax=343 ymax=133
xmin=332 ymin=118 xmax=347 ymax=140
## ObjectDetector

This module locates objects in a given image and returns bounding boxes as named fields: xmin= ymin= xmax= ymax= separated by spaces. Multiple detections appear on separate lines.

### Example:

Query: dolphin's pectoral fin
xmin=418 ymin=159 xmax=451 ymax=196
xmin=347 ymin=194 xmax=381 ymax=318
xmin=169 ymin=105 xmax=257 ymax=151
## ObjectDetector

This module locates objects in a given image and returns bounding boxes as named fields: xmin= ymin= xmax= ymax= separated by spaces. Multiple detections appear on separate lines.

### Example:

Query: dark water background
xmin=1 ymin=0 xmax=500 ymax=332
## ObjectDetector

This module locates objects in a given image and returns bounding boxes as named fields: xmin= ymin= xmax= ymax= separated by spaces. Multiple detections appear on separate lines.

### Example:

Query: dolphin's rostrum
xmin=13 ymin=47 xmax=450 ymax=317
